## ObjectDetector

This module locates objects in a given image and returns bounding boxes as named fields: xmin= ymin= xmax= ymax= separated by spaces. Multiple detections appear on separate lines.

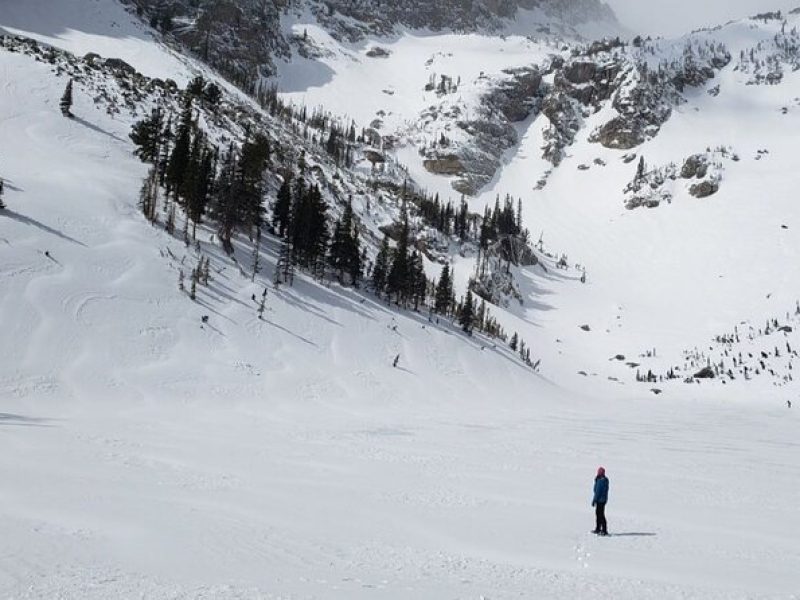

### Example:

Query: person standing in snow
xmin=592 ymin=467 xmax=609 ymax=536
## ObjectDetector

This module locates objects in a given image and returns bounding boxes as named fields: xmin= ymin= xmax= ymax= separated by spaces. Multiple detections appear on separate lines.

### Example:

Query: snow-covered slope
xmin=0 ymin=0 xmax=194 ymax=82
xmin=277 ymin=9 xmax=800 ymax=396
xmin=1 ymin=2 xmax=800 ymax=598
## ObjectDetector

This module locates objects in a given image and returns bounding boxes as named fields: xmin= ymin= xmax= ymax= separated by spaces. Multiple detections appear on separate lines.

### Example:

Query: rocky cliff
xmin=125 ymin=0 xmax=618 ymax=83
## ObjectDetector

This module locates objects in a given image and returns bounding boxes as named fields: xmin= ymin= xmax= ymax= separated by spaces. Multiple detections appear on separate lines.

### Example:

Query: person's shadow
xmin=609 ymin=532 xmax=657 ymax=537
xmin=1 ymin=209 xmax=87 ymax=246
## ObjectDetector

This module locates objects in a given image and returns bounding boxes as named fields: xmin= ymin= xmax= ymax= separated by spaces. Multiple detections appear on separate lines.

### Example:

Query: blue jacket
xmin=593 ymin=476 xmax=609 ymax=504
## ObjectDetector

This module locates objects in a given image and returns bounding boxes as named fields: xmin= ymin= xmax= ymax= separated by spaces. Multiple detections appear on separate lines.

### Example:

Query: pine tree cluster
xmin=417 ymin=193 xmax=475 ymax=241
xmin=272 ymin=176 xmax=330 ymax=278
xmin=129 ymin=76 xmax=517 ymax=349
xmin=328 ymin=198 xmax=363 ymax=286
xmin=132 ymin=95 xmax=269 ymax=251
xmin=371 ymin=202 xmax=427 ymax=310
xmin=479 ymin=194 xmax=524 ymax=251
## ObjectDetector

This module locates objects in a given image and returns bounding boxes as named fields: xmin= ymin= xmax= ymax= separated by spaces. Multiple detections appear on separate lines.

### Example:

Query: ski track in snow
xmin=1 ymin=1 xmax=800 ymax=598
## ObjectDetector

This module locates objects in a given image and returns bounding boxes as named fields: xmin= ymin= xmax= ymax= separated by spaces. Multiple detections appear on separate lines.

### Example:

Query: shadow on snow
xmin=1 ymin=209 xmax=88 ymax=247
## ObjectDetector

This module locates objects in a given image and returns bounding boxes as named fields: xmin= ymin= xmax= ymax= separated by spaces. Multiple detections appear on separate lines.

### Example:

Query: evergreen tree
xmin=372 ymin=235 xmax=391 ymax=296
xmin=343 ymin=200 xmax=361 ymax=284
xmin=409 ymin=250 xmax=427 ymax=311
xmin=510 ymin=332 xmax=519 ymax=351
xmin=479 ymin=205 xmax=491 ymax=250
xmin=159 ymin=12 xmax=174 ymax=32
xmin=456 ymin=196 xmax=469 ymax=241
xmin=386 ymin=201 xmax=411 ymax=304
xmin=166 ymin=97 xmax=194 ymax=200
xmin=182 ymin=129 xmax=203 ymax=210
xmin=325 ymin=128 xmax=340 ymax=164
xmin=157 ymin=116 xmax=173 ymax=186
xmin=273 ymin=176 xmax=292 ymax=237
xmin=138 ymin=165 xmax=159 ymax=223
xmin=290 ymin=183 xmax=328 ymax=274
xmin=434 ymin=263 xmax=453 ymax=315
xmin=130 ymin=108 xmax=164 ymax=164
xmin=306 ymin=186 xmax=329 ymax=275
xmin=60 ymin=79 xmax=74 ymax=118
xmin=203 ymin=83 xmax=222 ymax=108
xmin=186 ymin=75 xmax=205 ymax=98
xmin=329 ymin=198 xmax=361 ymax=285
xmin=236 ymin=134 xmax=271 ymax=231
xmin=460 ymin=290 xmax=475 ymax=334
xmin=346 ymin=223 xmax=363 ymax=287
xmin=165 ymin=203 xmax=176 ymax=234
xmin=251 ymin=226 xmax=262 ymax=281
xmin=211 ymin=144 xmax=238 ymax=251
xmin=275 ymin=236 xmax=295 ymax=286
xmin=0 ymin=178 xmax=5 ymax=210
xmin=209 ymin=134 xmax=269 ymax=252
xmin=187 ymin=145 xmax=214 ymax=239
xmin=329 ymin=216 xmax=346 ymax=280
xmin=476 ymin=298 xmax=487 ymax=332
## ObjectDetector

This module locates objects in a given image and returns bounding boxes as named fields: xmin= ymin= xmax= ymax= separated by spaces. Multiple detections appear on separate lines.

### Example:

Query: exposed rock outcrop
xmin=693 ymin=366 xmax=716 ymax=379
xmin=423 ymin=155 xmax=466 ymax=176
xmin=541 ymin=90 xmax=582 ymax=165
xmin=486 ymin=67 xmax=543 ymax=123
xmin=422 ymin=67 xmax=543 ymax=195
xmin=623 ymin=148 xmax=731 ymax=209
xmin=589 ymin=42 xmax=731 ymax=150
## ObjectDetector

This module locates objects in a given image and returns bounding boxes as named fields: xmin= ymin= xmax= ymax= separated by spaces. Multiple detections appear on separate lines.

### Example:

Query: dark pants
xmin=595 ymin=502 xmax=607 ymax=534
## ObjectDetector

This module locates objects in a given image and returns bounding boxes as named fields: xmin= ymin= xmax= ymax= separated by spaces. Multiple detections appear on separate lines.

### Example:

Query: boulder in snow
xmin=693 ymin=366 xmax=716 ymax=379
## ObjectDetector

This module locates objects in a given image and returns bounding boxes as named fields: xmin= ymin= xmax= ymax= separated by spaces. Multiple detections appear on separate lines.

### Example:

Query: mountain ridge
xmin=121 ymin=0 xmax=619 ymax=82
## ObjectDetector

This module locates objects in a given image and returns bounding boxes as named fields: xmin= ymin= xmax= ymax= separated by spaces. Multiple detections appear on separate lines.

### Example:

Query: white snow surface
xmin=1 ymin=2 xmax=800 ymax=598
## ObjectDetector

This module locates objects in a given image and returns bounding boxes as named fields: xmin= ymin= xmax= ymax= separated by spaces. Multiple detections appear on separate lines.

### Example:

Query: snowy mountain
xmin=121 ymin=0 xmax=620 ymax=83
xmin=1 ymin=1 xmax=799 ymax=598
xmin=276 ymin=7 xmax=800 ymax=389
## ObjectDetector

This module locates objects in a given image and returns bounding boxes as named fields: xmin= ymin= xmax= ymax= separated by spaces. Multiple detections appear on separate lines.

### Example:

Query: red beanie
xmin=597 ymin=467 xmax=605 ymax=477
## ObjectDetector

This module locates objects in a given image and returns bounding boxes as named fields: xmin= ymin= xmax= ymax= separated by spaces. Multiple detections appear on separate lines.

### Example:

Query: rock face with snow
xmin=123 ymin=0 xmax=625 ymax=196
xmin=126 ymin=0 xmax=618 ymax=82
xmin=622 ymin=148 xmax=733 ymax=209
xmin=313 ymin=0 xmax=618 ymax=36
xmin=125 ymin=0 xmax=290 ymax=81
xmin=486 ymin=67 xmax=544 ymax=123
xmin=586 ymin=41 xmax=731 ymax=151
xmin=403 ymin=33 xmax=735 ymax=194
xmin=418 ymin=66 xmax=548 ymax=195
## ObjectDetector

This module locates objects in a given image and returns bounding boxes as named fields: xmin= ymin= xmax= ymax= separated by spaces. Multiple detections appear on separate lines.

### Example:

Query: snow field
xmin=1 ymin=2 xmax=800 ymax=598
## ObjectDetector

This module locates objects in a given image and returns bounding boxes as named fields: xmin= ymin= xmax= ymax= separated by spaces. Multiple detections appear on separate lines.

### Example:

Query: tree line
xmin=129 ymin=81 xmax=537 ymax=366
